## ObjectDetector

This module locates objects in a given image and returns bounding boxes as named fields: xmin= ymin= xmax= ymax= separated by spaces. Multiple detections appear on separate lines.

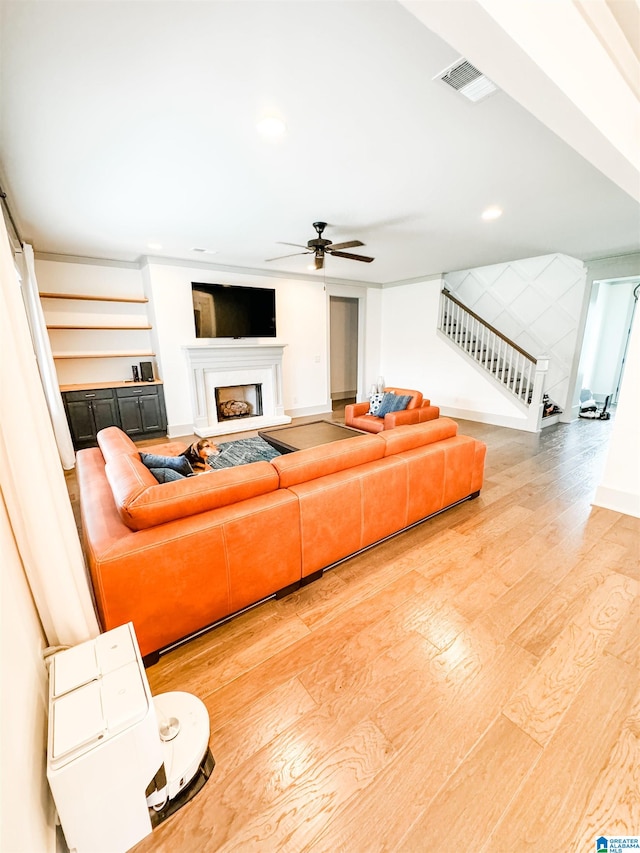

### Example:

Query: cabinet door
xmin=118 ymin=397 xmax=144 ymax=436
xmin=139 ymin=394 xmax=163 ymax=431
xmin=116 ymin=385 xmax=167 ymax=437
xmin=66 ymin=400 xmax=96 ymax=446
xmin=92 ymin=397 xmax=120 ymax=433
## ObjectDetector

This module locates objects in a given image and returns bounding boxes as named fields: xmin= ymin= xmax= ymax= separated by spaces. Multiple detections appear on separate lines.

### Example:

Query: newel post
xmin=527 ymin=356 xmax=549 ymax=432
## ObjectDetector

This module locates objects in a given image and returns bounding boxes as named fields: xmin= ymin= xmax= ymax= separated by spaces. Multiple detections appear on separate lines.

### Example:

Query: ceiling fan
xmin=266 ymin=221 xmax=374 ymax=270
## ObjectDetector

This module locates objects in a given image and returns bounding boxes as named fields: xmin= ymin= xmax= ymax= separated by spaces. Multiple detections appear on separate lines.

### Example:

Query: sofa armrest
xmin=418 ymin=405 xmax=440 ymax=423
xmin=345 ymin=401 xmax=371 ymax=424
xmin=383 ymin=408 xmax=420 ymax=429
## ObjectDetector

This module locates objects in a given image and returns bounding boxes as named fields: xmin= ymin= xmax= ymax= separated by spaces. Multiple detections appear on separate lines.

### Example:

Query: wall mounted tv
xmin=191 ymin=282 xmax=276 ymax=339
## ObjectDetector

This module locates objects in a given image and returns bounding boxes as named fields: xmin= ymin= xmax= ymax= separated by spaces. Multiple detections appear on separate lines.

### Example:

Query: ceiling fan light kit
xmin=266 ymin=221 xmax=374 ymax=269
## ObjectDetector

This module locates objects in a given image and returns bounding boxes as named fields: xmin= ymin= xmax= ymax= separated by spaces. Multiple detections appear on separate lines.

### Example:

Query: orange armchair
xmin=345 ymin=386 xmax=440 ymax=434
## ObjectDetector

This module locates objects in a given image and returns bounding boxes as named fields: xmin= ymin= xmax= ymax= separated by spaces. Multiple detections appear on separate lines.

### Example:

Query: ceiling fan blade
xmin=328 ymin=240 xmax=364 ymax=251
xmin=265 ymin=251 xmax=311 ymax=262
xmin=276 ymin=241 xmax=309 ymax=250
xmin=329 ymin=250 xmax=375 ymax=263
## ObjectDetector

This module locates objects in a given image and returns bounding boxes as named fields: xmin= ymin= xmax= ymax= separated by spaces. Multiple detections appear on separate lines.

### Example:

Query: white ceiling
xmin=1 ymin=0 xmax=639 ymax=285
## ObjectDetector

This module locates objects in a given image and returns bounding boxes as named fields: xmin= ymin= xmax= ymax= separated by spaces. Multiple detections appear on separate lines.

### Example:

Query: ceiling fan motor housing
xmin=307 ymin=237 xmax=332 ymax=250
xmin=309 ymin=221 xmax=331 ymax=251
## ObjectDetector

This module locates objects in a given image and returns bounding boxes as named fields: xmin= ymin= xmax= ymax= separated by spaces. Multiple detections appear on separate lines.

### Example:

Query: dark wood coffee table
xmin=258 ymin=420 xmax=366 ymax=454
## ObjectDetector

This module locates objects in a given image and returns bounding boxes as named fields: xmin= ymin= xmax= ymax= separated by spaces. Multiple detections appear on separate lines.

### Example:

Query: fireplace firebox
xmin=215 ymin=384 xmax=263 ymax=422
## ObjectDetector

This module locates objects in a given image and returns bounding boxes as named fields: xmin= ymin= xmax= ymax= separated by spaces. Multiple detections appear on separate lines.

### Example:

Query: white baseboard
xmin=592 ymin=485 xmax=640 ymax=518
xmin=440 ymin=406 xmax=534 ymax=432
xmin=167 ymin=422 xmax=199 ymax=439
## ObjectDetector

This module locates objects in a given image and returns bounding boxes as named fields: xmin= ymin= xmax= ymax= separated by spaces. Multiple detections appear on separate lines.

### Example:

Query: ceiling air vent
xmin=435 ymin=58 xmax=498 ymax=103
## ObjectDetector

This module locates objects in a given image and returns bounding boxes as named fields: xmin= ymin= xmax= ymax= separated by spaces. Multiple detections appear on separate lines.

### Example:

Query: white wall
xmin=1 ymin=502 xmax=54 ymax=853
xmin=444 ymin=253 xmax=588 ymax=413
xmin=143 ymin=261 xmax=379 ymax=437
xmin=380 ymin=278 xmax=530 ymax=428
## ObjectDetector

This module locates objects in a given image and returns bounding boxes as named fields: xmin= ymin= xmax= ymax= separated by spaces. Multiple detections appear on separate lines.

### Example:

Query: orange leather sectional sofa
xmin=77 ymin=418 xmax=486 ymax=661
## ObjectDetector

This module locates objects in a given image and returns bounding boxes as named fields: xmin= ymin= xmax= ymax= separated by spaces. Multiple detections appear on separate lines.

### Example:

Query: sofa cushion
xmin=272 ymin=434 xmax=384 ymax=488
xmin=105 ymin=454 xmax=279 ymax=531
xmin=378 ymin=417 xmax=459 ymax=456
xmin=375 ymin=392 xmax=412 ymax=418
xmin=347 ymin=413 xmax=386 ymax=434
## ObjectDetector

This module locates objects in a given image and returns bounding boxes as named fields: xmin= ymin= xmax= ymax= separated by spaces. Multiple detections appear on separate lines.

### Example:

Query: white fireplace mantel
xmin=183 ymin=342 xmax=291 ymax=437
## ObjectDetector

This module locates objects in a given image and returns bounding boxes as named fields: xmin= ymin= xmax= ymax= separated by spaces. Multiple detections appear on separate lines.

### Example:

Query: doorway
xmin=579 ymin=276 xmax=639 ymax=405
xmin=329 ymin=295 xmax=359 ymax=414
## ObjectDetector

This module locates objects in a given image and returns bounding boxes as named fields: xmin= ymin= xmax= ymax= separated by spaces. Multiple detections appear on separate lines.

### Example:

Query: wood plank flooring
xmin=69 ymin=410 xmax=639 ymax=852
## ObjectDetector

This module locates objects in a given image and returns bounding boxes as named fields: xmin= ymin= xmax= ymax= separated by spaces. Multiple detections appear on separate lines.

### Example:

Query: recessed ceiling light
xmin=192 ymin=247 xmax=218 ymax=254
xmin=147 ymin=241 xmax=163 ymax=250
xmin=257 ymin=116 xmax=286 ymax=138
xmin=482 ymin=206 xmax=503 ymax=221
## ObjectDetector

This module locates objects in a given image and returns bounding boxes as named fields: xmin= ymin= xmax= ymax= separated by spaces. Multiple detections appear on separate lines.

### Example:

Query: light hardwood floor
xmin=69 ymin=410 xmax=639 ymax=852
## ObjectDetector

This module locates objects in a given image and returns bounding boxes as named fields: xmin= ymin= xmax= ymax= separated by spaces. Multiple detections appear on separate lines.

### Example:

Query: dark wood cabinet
xmin=116 ymin=385 xmax=167 ymax=439
xmin=63 ymin=388 xmax=121 ymax=449
xmin=62 ymin=383 xmax=167 ymax=449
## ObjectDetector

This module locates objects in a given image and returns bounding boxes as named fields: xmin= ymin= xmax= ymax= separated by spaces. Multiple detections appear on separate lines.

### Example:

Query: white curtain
xmin=20 ymin=243 xmax=76 ymax=470
xmin=0 ymin=217 xmax=100 ymax=646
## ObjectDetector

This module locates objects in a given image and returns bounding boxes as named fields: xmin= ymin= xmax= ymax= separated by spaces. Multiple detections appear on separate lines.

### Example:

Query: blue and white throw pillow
xmin=375 ymin=392 xmax=412 ymax=418
xmin=368 ymin=392 xmax=385 ymax=415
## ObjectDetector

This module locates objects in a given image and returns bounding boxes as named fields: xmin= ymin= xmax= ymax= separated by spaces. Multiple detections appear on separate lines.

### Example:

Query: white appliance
xmin=47 ymin=623 xmax=212 ymax=853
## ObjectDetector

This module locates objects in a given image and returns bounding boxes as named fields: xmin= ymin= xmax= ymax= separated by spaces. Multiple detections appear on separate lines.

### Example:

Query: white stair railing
xmin=439 ymin=289 xmax=549 ymax=431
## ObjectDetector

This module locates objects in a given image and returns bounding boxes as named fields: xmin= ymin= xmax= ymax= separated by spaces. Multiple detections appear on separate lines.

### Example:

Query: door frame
xmin=326 ymin=285 xmax=367 ymax=409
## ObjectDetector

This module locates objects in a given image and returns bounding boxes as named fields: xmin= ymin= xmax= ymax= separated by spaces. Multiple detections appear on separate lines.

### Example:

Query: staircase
xmin=438 ymin=289 xmax=551 ymax=432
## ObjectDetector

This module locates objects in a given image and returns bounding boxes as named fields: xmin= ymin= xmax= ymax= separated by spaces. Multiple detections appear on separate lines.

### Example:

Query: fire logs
xmin=219 ymin=400 xmax=251 ymax=419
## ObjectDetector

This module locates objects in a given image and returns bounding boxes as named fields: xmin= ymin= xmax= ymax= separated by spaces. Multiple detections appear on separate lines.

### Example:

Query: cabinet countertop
xmin=60 ymin=380 xmax=163 ymax=392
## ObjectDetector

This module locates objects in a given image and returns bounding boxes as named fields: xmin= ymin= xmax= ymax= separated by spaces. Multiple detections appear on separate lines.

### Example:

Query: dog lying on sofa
xmin=180 ymin=438 xmax=220 ymax=470
xmin=139 ymin=438 xmax=221 ymax=482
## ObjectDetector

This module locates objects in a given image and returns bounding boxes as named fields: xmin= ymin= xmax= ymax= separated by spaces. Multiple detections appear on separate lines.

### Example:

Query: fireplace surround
xmin=183 ymin=343 xmax=291 ymax=437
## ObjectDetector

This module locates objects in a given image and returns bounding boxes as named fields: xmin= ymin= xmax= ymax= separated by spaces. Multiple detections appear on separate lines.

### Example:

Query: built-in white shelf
xmin=42 ymin=289 xmax=155 ymax=379
xmin=47 ymin=324 xmax=153 ymax=330
xmin=53 ymin=351 xmax=156 ymax=360
xmin=40 ymin=292 xmax=148 ymax=304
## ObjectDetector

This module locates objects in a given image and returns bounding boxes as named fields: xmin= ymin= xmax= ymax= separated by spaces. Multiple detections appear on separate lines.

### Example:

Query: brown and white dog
xmin=180 ymin=438 xmax=220 ymax=471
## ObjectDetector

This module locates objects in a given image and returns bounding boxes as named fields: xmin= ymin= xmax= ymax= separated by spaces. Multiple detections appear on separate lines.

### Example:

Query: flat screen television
xmin=191 ymin=282 xmax=276 ymax=339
